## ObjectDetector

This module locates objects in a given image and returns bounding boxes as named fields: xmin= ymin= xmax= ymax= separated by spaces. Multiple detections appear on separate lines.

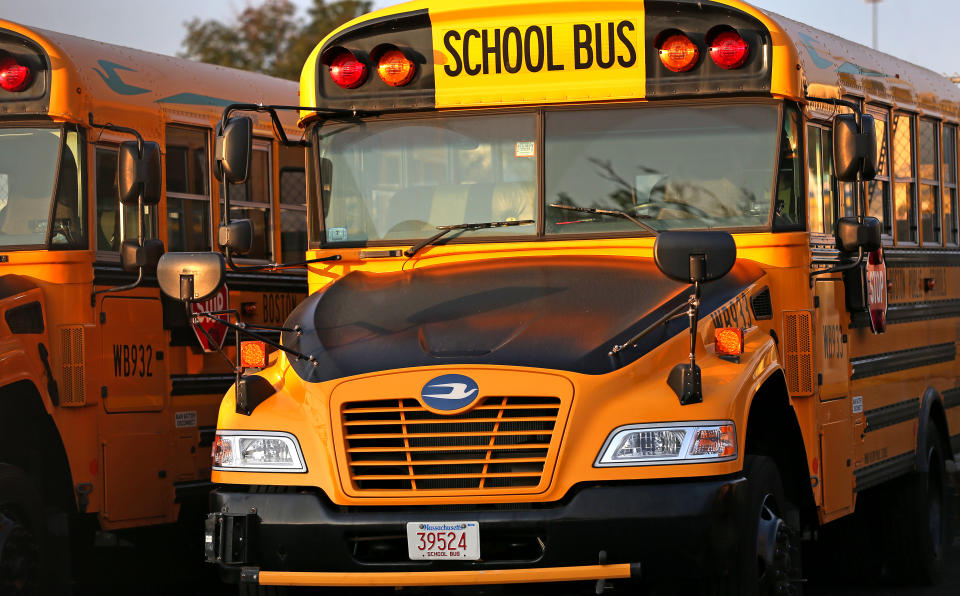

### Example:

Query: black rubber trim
xmin=174 ymin=480 xmax=215 ymax=503
xmin=944 ymin=388 xmax=960 ymax=410
xmin=854 ymin=450 xmax=916 ymax=492
xmin=864 ymin=397 xmax=920 ymax=433
xmin=850 ymin=342 xmax=956 ymax=380
xmin=883 ymin=248 xmax=960 ymax=267
xmin=171 ymin=374 xmax=235 ymax=396
xmin=850 ymin=299 xmax=960 ymax=328
xmin=952 ymin=433 xmax=960 ymax=453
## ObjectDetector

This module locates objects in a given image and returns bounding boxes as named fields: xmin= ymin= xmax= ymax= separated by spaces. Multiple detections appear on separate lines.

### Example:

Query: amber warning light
xmin=0 ymin=56 xmax=31 ymax=92
xmin=658 ymin=33 xmax=699 ymax=72
xmin=714 ymin=327 xmax=744 ymax=356
xmin=377 ymin=49 xmax=416 ymax=87
xmin=240 ymin=341 xmax=267 ymax=369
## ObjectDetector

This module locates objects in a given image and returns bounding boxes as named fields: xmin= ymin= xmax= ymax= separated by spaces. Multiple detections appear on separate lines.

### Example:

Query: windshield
xmin=319 ymin=114 xmax=537 ymax=243
xmin=318 ymin=104 xmax=780 ymax=244
xmin=0 ymin=128 xmax=62 ymax=247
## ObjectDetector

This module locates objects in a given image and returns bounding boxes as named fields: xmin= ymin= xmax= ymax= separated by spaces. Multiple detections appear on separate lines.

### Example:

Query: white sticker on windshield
xmin=0 ymin=173 xmax=8 ymax=203
xmin=327 ymin=227 xmax=348 ymax=242
xmin=515 ymin=141 xmax=535 ymax=158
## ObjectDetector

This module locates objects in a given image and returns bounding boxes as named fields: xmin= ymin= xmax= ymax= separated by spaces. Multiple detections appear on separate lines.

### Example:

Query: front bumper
xmin=207 ymin=477 xmax=746 ymax=587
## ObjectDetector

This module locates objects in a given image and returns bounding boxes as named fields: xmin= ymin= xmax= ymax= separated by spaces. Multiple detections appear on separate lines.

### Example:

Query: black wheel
xmin=0 ymin=464 xmax=42 ymax=596
xmin=725 ymin=456 xmax=803 ymax=596
xmin=884 ymin=422 xmax=951 ymax=584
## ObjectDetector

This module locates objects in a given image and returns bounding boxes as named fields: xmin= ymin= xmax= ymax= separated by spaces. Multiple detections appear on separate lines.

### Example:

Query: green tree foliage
xmin=180 ymin=0 xmax=372 ymax=80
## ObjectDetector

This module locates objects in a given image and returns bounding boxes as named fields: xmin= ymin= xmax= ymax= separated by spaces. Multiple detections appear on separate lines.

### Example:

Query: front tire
xmin=726 ymin=455 xmax=802 ymax=596
xmin=0 ymin=464 xmax=43 ymax=596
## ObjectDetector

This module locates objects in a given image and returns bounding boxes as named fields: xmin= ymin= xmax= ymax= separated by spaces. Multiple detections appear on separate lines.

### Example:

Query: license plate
xmin=406 ymin=521 xmax=480 ymax=560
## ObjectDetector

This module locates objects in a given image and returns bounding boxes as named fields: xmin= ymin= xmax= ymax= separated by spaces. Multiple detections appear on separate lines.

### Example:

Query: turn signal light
xmin=240 ymin=340 xmax=267 ymax=369
xmin=690 ymin=424 xmax=736 ymax=457
xmin=715 ymin=327 xmax=744 ymax=356
xmin=0 ymin=56 xmax=31 ymax=92
xmin=329 ymin=50 xmax=367 ymax=89
xmin=377 ymin=49 xmax=415 ymax=86
xmin=658 ymin=33 xmax=699 ymax=72
xmin=708 ymin=30 xmax=749 ymax=69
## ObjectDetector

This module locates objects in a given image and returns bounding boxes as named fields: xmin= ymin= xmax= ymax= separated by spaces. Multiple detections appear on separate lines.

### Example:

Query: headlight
xmin=595 ymin=421 xmax=736 ymax=466
xmin=213 ymin=431 xmax=306 ymax=472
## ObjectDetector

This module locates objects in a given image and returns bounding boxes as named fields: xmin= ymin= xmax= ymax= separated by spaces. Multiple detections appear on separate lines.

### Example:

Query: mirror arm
xmin=89 ymin=113 xmax=144 ymax=155
xmin=608 ymin=299 xmax=689 ymax=365
xmin=809 ymin=246 xmax=864 ymax=282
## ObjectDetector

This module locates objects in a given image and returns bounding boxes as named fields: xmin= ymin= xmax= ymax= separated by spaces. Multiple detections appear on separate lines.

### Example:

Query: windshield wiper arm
xmin=549 ymin=203 xmax=659 ymax=235
xmin=404 ymin=219 xmax=535 ymax=258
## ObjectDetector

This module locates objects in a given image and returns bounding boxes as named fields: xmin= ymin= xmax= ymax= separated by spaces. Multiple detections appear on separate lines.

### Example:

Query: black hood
xmin=283 ymin=255 xmax=763 ymax=383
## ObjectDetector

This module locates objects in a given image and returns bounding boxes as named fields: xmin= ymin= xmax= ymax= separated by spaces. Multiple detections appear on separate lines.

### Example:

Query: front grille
xmin=340 ymin=396 xmax=562 ymax=492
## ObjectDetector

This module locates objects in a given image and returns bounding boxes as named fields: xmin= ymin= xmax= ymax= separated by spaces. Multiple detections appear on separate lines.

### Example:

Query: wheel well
xmin=744 ymin=371 xmax=816 ymax=524
xmin=0 ymin=380 xmax=76 ymax=513
xmin=924 ymin=393 xmax=953 ymax=462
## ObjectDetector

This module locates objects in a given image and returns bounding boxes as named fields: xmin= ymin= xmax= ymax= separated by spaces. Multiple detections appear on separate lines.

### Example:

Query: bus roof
xmin=0 ymin=19 xmax=301 ymax=133
xmin=298 ymin=0 xmax=960 ymax=122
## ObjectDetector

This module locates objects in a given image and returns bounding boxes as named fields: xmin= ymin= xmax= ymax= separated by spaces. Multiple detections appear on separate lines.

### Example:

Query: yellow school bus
xmin=194 ymin=0 xmax=959 ymax=592
xmin=0 ymin=20 xmax=310 ymax=592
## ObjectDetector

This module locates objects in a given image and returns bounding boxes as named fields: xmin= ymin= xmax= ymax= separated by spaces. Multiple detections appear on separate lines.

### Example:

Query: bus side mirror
xmin=118 ymin=141 xmax=161 ymax=206
xmin=216 ymin=117 xmax=253 ymax=184
xmin=654 ymin=230 xmax=737 ymax=283
xmin=218 ymin=219 xmax=254 ymax=255
xmin=837 ymin=216 xmax=882 ymax=253
xmin=834 ymin=113 xmax=878 ymax=182
xmin=121 ymin=238 xmax=165 ymax=273
xmin=157 ymin=252 xmax=226 ymax=303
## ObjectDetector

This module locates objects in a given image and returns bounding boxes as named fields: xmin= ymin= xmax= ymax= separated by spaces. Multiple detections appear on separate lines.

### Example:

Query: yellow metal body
xmin=207 ymin=0 xmax=960 ymax=587
xmin=0 ymin=20 xmax=307 ymax=530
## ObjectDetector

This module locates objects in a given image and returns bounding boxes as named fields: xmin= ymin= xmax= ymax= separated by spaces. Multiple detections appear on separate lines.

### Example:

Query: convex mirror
xmin=218 ymin=219 xmax=253 ymax=255
xmin=157 ymin=252 xmax=226 ymax=303
xmin=654 ymin=230 xmax=737 ymax=283
xmin=837 ymin=216 xmax=882 ymax=253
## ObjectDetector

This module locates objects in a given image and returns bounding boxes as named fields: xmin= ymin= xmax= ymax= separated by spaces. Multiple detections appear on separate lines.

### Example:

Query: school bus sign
xmin=191 ymin=284 xmax=229 ymax=351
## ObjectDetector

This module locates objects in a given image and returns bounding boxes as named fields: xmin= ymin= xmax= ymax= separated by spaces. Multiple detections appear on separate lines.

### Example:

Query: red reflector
xmin=0 ymin=56 xmax=31 ymax=92
xmin=658 ymin=33 xmax=699 ymax=72
xmin=715 ymin=327 xmax=744 ymax=356
xmin=329 ymin=51 xmax=367 ymax=89
xmin=709 ymin=31 xmax=749 ymax=70
xmin=240 ymin=341 xmax=267 ymax=369
xmin=377 ymin=49 xmax=416 ymax=87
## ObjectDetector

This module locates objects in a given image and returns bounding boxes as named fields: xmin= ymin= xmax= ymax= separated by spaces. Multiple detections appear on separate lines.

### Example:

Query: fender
xmin=917 ymin=387 xmax=952 ymax=473
xmin=0 ymin=280 xmax=56 ymax=414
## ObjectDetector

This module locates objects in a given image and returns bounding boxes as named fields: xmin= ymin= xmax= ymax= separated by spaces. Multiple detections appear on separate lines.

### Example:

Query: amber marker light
xmin=240 ymin=340 xmax=267 ymax=369
xmin=690 ymin=424 xmax=737 ymax=457
xmin=714 ymin=327 xmax=744 ymax=356
xmin=377 ymin=49 xmax=416 ymax=87
xmin=708 ymin=30 xmax=749 ymax=69
xmin=658 ymin=33 xmax=699 ymax=72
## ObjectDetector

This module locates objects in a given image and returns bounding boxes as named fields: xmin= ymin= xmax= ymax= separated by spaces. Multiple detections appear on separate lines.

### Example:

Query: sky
xmin=0 ymin=0 xmax=958 ymax=78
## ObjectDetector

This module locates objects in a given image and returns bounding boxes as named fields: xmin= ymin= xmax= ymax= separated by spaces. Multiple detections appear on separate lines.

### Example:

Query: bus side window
xmin=806 ymin=124 xmax=836 ymax=235
xmin=95 ymin=146 xmax=158 ymax=252
xmin=226 ymin=142 xmax=273 ymax=260
xmin=279 ymin=145 xmax=306 ymax=262
xmin=944 ymin=124 xmax=959 ymax=245
xmin=866 ymin=106 xmax=892 ymax=239
xmin=166 ymin=125 xmax=211 ymax=252
xmin=918 ymin=118 xmax=941 ymax=245
xmin=892 ymin=112 xmax=918 ymax=244
xmin=774 ymin=104 xmax=803 ymax=229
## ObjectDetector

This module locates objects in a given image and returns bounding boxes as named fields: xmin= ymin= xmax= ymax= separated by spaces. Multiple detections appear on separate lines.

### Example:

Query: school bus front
xmin=203 ymin=0 xmax=958 ymax=592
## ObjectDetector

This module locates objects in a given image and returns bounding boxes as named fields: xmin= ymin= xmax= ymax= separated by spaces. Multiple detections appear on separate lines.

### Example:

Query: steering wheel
xmin=386 ymin=219 xmax=432 ymax=236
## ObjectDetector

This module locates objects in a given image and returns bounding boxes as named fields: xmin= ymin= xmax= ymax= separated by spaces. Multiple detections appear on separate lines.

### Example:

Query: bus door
xmin=94 ymin=145 xmax=167 ymax=413
xmin=808 ymin=124 xmax=855 ymax=517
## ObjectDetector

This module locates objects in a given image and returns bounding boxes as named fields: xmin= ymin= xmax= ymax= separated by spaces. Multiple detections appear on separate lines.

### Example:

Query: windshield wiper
xmin=549 ymin=203 xmax=659 ymax=235
xmin=404 ymin=219 xmax=535 ymax=258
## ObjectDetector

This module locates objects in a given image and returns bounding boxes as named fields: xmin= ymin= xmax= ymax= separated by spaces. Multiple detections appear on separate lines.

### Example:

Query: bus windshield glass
xmin=545 ymin=104 xmax=779 ymax=234
xmin=319 ymin=113 xmax=537 ymax=243
xmin=0 ymin=127 xmax=63 ymax=247
xmin=318 ymin=104 xmax=780 ymax=243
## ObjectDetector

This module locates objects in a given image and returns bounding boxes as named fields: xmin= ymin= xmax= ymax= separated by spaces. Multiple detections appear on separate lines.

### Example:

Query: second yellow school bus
xmin=198 ymin=0 xmax=959 ymax=592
